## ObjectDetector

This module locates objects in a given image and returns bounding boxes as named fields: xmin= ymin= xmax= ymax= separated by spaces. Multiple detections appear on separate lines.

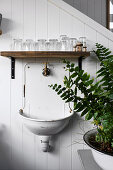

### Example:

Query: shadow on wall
xmin=1 ymin=18 xmax=18 ymax=34
xmin=0 ymin=123 xmax=34 ymax=170
xmin=0 ymin=124 xmax=12 ymax=170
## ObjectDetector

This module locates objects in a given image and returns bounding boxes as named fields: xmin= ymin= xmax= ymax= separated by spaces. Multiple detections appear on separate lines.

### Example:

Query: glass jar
xmin=69 ymin=38 xmax=77 ymax=51
xmin=79 ymin=37 xmax=86 ymax=47
xmin=35 ymin=42 xmax=39 ymax=51
xmin=49 ymin=39 xmax=58 ymax=51
xmin=11 ymin=39 xmax=22 ymax=51
xmin=56 ymin=41 xmax=62 ymax=51
xmin=45 ymin=42 xmax=50 ymax=51
xmin=60 ymin=36 xmax=70 ymax=51
xmin=59 ymin=35 xmax=67 ymax=41
xmin=23 ymin=39 xmax=35 ymax=51
xmin=38 ymin=39 xmax=47 ymax=51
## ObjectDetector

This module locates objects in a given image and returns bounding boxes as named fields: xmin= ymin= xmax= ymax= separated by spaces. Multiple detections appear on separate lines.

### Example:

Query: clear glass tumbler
xmin=70 ymin=38 xmax=77 ymax=51
xmin=11 ymin=39 xmax=22 ymax=51
xmin=49 ymin=39 xmax=58 ymax=51
xmin=23 ymin=39 xmax=35 ymax=51
xmin=38 ymin=39 xmax=47 ymax=51
xmin=79 ymin=37 xmax=86 ymax=47
xmin=59 ymin=35 xmax=67 ymax=41
xmin=35 ymin=42 xmax=39 ymax=51
xmin=45 ymin=42 xmax=50 ymax=51
xmin=60 ymin=36 xmax=70 ymax=51
xmin=56 ymin=41 xmax=62 ymax=51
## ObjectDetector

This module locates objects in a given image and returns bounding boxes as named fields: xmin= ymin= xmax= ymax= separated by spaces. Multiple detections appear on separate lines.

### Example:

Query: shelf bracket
xmin=78 ymin=56 xmax=83 ymax=71
xmin=10 ymin=57 xmax=15 ymax=79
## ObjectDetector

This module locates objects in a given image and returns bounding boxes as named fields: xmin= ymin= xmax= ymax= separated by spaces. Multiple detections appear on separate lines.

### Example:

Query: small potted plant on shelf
xmin=49 ymin=43 xmax=113 ymax=170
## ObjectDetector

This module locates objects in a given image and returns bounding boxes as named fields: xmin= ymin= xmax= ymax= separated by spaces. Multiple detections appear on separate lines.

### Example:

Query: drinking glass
xmin=49 ymin=39 xmax=58 ymax=51
xmin=11 ymin=39 xmax=22 ymax=51
xmin=60 ymin=36 xmax=70 ymax=51
xmin=23 ymin=39 xmax=35 ymax=51
xmin=79 ymin=37 xmax=86 ymax=47
xmin=56 ymin=41 xmax=62 ymax=51
xmin=59 ymin=35 xmax=67 ymax=41
xmin=69 ymin=38 xmax=77 ymax=51
xmin=45 ymin=42 xmax=50 ymax=51
xmin=38 ymin=39 xmax=47 ymax=51
xmin=35 ymin=42 xmax=39 ymax=51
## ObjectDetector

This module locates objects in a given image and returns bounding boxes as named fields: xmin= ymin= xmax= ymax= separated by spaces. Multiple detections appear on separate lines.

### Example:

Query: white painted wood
xmin=49 ymin=0 xmax=113 ymax=41
xmin=36 ymin=0 xmax=48 ymax=40
xmin=0 ymin=0 xmax=12 ymax=169
xmin=96 ymin=32 xmax=109 ymax=47
xmin=64 ymin=0 xmax=106 ymax=27
xmin=11 ymin=1 xmax=24 ymax=169
xmin=84 ymin=24 xmax=96 ymax=51
xmin=0 ymin=0 xmax=113 ymax=170
xmin=72 ymin=17 xmax=85 ymax=38
xmin=23 ymin=0 xmax=36 ymax=40
xmin=22 ymin=0 xmax=36 ymax=169
xmin=48 ymin=1 xmax=60 ymax=39
xmin=60 ymin=9 xmax=72 ymax=37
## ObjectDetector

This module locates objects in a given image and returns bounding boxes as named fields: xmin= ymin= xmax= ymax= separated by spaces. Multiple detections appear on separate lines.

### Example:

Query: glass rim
xmin=49 ymin=39 xmax=58 ymax=41
xmin=79 ymin=37 xmax=86 ymax=39
xmin=13 ymin=38 xmax=22 ymax=41
xmin=37 ymin=39 xmax=47 ymax=41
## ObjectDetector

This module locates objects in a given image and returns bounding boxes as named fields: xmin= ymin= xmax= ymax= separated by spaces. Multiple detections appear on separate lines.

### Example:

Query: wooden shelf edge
xmin=0 ymin=51 xmax=90 ymax=58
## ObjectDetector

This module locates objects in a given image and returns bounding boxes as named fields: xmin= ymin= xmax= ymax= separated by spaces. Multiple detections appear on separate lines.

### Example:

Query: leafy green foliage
xmin=49 ymin=43 xmax=113 ymax=148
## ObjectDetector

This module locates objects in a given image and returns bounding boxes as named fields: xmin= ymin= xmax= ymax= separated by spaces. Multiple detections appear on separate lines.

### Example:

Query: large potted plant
xmin=49 ymin=43 xmax=113 ymax=170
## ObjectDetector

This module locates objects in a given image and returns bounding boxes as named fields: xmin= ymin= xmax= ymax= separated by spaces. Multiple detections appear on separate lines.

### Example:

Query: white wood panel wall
xmin=63 ymin=0 xmax=107 ymax=27
xmin=0 ymin=0 xmax=112 ymax=170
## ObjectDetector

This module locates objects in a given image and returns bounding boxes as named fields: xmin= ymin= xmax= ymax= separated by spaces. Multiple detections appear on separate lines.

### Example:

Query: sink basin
xmin=19 ymin=109 xmax=74 ymax=152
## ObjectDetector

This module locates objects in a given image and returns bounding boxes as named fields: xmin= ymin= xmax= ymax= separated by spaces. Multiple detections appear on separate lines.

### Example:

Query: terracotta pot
xmin=83 ymin=129 xmax=113 ymax=170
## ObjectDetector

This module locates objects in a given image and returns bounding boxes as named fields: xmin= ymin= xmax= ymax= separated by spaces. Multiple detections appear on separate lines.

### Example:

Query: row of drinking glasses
xmin=11 ymin=35 xmax=86 ymax=51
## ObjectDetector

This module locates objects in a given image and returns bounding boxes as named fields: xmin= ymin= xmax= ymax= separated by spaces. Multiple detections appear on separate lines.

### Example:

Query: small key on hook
xmin=42 ymin=62 xmax=50 ymax=76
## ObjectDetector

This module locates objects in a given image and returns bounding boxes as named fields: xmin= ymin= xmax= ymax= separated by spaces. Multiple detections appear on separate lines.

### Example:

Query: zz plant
xmin=49 ymin=43 xmax=113 ymax=152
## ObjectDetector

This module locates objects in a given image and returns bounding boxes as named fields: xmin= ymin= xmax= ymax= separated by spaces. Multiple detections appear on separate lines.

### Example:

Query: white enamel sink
xmin=19 ymin=109 xmax=74 ymax=152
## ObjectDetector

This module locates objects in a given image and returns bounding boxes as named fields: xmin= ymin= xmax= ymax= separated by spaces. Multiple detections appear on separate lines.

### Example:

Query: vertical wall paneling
xmin=22 ymin=0 xmax=36 ymax=169
xmin=80 ymin=0 xmax=88 ymax=16
xmin=35 ymin=1 xmax=48 ymax=169
xmin=48 ymin=1 xmax=59 ymax=39
xmin=72 ymin=17 xmax=84 ymax=38
xmin=63 ymin=0 xmax=107 ymax=27
xmin=0 ymin=0 xmax=12 ymax=169
xmin=23 ymin=0 xmax=36 ymax=39
xmin=0 ymin=0 xmax=113 ymax=170
xmin=36 ymin=0 xmax=48 ymax=40
xmin=73 ymin=0 xmax=81 ymax=11
xmin=11 ymin=0 xmax=24 ymax=169
xmin=47 ymin=3 xmax=61 ymax=169
xmin=94 ymin=0 xmax=102 ymax=25
xmin=63 ymin=0 xmax=74 ymax=6
xmin=60 ymin=9 xmax=72 ymax=37
xmin=96 ymin=32 xmax=109 ymax=47
xmin=101 ymin=0 xmax=107 ymax=27
xmin=87 ymin=0 xmax=95 ymax=20
xmin=84 ymin=24 xmax=97 ymax=51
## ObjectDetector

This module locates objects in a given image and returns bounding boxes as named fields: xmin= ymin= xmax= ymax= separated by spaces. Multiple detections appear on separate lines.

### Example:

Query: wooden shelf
xmin=0 ymin=51 xmax=90 ymax=79
xmin=0 ymin=51 xmax=90 ymax=58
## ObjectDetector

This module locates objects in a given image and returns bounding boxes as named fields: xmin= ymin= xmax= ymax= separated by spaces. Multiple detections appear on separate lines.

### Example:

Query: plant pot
xmin=83 ymin=129 xmax=113 ymax=170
